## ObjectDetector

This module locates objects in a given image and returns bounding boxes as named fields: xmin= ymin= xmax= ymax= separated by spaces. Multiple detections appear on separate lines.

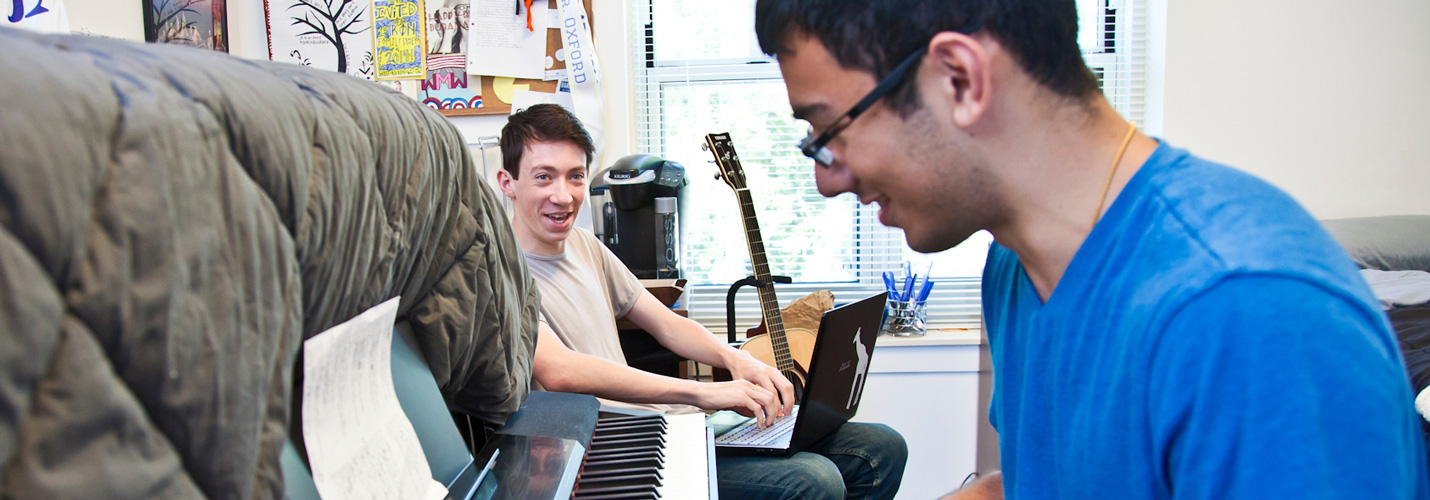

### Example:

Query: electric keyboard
xmin=464 ymin=393 xmax=717 ymax=500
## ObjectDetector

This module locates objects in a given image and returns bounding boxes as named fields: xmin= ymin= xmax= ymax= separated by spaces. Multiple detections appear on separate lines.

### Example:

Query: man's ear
xmin=496 ymin=168 xmax=517 ymax=198
xmin=925 ymin=31 xmax=991 ymax=128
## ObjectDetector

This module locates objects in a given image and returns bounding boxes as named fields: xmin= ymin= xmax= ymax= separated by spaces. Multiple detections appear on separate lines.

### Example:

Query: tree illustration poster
xmin=264 ymin=0 xmax=375 ymax=80
xmin=371 ymin=0 xmax=425 ymax=80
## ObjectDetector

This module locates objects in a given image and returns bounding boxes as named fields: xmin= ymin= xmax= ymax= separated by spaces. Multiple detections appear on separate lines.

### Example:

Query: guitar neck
xmin=734 ymin=188 xmax=796 ymax=373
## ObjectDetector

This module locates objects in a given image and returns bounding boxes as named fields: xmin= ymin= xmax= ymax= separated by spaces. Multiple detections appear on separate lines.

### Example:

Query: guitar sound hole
xmin=783 ymin=370 xmax=805 ymax=404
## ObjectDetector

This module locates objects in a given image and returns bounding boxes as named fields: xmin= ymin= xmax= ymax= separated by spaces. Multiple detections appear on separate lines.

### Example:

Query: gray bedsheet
xmin=0 ymin=27 xmax=537 ymax=499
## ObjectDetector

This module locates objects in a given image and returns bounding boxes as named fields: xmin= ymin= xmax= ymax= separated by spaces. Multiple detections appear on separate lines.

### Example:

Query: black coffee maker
xmin=589 ymin=154 xmax=687 ymax=279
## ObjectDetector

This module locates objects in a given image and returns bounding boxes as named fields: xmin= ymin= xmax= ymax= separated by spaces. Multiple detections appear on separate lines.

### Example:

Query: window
xmin=632 ymin=0 xmax=1152 ymax=334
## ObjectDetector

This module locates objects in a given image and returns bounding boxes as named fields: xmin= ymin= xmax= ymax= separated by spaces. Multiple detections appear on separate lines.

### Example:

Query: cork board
xmin=438 ymin=0 xmax=593 ymax=116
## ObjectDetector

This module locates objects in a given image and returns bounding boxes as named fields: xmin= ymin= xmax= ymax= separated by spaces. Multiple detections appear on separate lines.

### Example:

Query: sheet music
xmin=302 ymin=297 xmax=447 ymax=500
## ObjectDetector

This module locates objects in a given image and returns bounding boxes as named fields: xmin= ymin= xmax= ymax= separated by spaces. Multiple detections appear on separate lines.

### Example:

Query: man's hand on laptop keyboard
xmin=691 ymin=379 xmax=781 ymax=428
xmin=723 ymin=350 xmax=796 ymax=423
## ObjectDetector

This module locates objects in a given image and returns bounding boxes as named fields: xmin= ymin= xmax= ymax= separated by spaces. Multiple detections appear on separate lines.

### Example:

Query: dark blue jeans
xmin=715 ymin=422 xmax=908 ymax=500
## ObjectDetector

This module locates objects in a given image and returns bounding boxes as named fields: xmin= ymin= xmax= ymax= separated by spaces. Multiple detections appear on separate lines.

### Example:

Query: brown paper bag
xmin=780 ymin=290 xmax=834 ymax=336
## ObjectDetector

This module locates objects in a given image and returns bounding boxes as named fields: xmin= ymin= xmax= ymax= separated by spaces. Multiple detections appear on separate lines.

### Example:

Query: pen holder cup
xmin=881 ymin=299 xmax=927 ymax=337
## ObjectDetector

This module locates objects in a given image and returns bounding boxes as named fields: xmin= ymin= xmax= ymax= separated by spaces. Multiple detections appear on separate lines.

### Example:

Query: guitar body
xmin=739 ymin=327 xmax=815 ymax=400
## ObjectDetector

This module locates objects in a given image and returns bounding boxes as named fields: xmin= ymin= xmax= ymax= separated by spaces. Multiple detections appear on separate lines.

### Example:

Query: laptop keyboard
xmin=715 ymin=406 xmax=801 ymax=446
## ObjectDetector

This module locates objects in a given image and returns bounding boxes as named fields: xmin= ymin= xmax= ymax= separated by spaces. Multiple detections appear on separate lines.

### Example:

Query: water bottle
xmin=654 ymin=197 xmax=680 ymax=278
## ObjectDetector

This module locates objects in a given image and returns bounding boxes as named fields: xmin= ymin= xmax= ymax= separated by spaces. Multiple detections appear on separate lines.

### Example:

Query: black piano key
xmin=590 ymin=435 xmax=665 ymax=449
xmin=597 ymin=414 xmax=666 ymax=426
xmin=580 ymin=465 xmax=663 ymax=481
xmin=572 ymin=483 xmax=661 ymax=500
xmin=576 ymin=471 xmax=662 ymax=488
xmin=593 ymin=426 xmax=665 ymax=438
xmin=578 ymin=467 xmax=663 ymax=481
xmin=583 ymin=456 xmax=664 ymax=469
xmin=572 ymin=491 xmax=659 ymax=500
xmin=587 ymin=447 xmax=664 ymax=461
xmin=592 ymin=422 xmax=667 ymax=437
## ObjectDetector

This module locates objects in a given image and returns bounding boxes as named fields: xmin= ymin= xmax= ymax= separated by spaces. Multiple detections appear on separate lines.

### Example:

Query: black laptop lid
xmin=789 ymin=292 xmax=886 ymax=451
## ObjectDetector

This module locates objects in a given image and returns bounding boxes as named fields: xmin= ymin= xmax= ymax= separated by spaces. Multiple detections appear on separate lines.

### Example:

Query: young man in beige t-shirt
xmin=495 ymin=104 xmax=906 ymax=500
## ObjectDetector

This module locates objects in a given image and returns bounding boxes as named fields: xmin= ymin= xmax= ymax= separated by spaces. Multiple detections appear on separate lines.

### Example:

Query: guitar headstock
xmin=704 ymin=132 xmax=746 ymax=192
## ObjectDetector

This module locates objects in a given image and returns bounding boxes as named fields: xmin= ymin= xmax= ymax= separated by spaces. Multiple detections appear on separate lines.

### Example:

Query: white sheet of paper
xmin=466 ymin=0 xmax=546 ymax=79
xmin=510 ymin=88 xmax=575 ymax=115
xmin=302 ymin=297 xmax=447 ymax=500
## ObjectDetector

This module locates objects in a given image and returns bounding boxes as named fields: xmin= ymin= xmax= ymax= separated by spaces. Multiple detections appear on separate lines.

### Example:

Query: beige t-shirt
xmin=526 ymin=227 xmax=695 ymax=414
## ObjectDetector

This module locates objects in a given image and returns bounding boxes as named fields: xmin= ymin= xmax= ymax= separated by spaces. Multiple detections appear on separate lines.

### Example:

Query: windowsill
xmin=875 ymin=328 xmax=983 ymax=347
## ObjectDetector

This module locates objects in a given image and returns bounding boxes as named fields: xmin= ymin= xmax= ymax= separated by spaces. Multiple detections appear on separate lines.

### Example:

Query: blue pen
xmin=882 ymin=271 xmax=898 ymax=300
xmin=916 ymin=277 xmax=935 ymax=304
xmin=915 ymin=262 xmax=933 ymax=304
xmin=901 ymin=273 xmax=916 ymax=303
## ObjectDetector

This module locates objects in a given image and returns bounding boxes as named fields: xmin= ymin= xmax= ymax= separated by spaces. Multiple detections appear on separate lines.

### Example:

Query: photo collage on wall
xmin=262 ymin=0 xmax=587 ymax=116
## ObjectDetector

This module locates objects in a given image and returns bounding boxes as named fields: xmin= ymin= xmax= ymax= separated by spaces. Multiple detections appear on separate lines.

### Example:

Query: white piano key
xmin=656 ymin=413 xmax=711 ymax=500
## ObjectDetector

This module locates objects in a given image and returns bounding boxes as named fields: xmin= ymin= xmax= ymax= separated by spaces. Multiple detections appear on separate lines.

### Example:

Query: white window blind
xmin=632 ymin=0 xmax=1150 ymax=335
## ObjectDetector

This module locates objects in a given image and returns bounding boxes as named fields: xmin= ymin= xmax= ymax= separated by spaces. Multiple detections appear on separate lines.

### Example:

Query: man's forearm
xmin=538 ymin=349 xmax=702 ymax=404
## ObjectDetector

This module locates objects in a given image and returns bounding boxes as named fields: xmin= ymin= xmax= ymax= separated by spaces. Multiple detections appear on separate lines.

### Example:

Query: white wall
xmin=1163 ymin=0 xmax=1430 ymax=219
xmin=63 ymin=0 xmax=633 ymax=164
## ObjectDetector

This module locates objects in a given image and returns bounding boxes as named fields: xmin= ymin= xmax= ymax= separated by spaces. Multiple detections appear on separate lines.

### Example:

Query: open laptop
xmin=709 ymin=292 xmax=887 ymax=456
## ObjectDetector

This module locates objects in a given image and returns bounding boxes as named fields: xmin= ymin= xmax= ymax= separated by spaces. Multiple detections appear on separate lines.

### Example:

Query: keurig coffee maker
xmin=589 ymin=154 xmax=687 ymax=279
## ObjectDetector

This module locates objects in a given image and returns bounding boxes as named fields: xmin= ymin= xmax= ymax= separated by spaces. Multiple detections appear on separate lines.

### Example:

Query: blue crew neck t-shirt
xmin=982 ymin=141 xmax=1428 ymax=499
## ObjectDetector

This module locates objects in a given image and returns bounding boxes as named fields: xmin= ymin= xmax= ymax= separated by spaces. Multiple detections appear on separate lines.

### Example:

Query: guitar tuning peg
xmin=700 ymin=143 xmax=710 ymax=151
xmin=713 ymin=173 xmax=721 ymax=180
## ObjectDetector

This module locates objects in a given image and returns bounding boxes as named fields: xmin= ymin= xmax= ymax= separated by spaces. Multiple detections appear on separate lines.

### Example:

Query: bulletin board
xmin=440 ymin=0 xmax=593 ymax=117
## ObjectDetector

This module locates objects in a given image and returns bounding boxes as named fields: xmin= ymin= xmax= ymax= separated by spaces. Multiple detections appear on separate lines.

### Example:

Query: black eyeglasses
xmin=799 ymin=44 xmax=930 ymax=166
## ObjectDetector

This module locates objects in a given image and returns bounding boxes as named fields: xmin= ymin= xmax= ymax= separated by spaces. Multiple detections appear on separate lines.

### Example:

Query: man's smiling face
xmin=499 ymin=140 xmax=589 ymax=255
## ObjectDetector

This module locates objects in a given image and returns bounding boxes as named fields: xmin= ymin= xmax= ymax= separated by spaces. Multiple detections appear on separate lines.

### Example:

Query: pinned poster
xmin=425 ymin=0 xmax=469 ymax=55
xmin=142 ymin=0 xmax=227 ymax=51
xmin=418 ymin=53 xmax=482 ymax=110
xmin=6 ymin=0 xmax=69 ymax=33
xmin=264 ymin=0 xmax=376 ymax=80
xmin=372 ymin=0 xmax=426 ymax=80
xmin=465 ymin=0 xmax=545 ymax=80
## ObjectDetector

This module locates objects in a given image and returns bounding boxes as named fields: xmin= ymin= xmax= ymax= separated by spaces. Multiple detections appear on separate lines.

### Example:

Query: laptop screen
xmin=791 ymin=292 xmax=887 ymax=448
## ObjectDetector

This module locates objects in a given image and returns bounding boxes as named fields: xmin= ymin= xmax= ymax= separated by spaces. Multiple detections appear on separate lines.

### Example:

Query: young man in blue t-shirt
xmin=755 ymin=0 xmax=1428 ymax=498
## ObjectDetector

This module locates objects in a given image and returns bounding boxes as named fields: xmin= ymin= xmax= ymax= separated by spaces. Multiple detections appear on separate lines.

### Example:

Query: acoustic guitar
xmin=704 ymin=132 xmax=816 ymax=403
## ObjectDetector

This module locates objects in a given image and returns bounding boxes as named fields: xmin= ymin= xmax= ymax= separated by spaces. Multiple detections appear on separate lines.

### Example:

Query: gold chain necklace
xmin=1092 ymin=122 xmax=1138 ymax=229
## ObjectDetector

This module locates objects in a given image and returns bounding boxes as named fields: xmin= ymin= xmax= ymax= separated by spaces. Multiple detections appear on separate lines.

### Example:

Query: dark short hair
xmin=500 ymin=104 xmax=595 ymax=178
xmin=755 ymin=0 xmax=1100 ymax=115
